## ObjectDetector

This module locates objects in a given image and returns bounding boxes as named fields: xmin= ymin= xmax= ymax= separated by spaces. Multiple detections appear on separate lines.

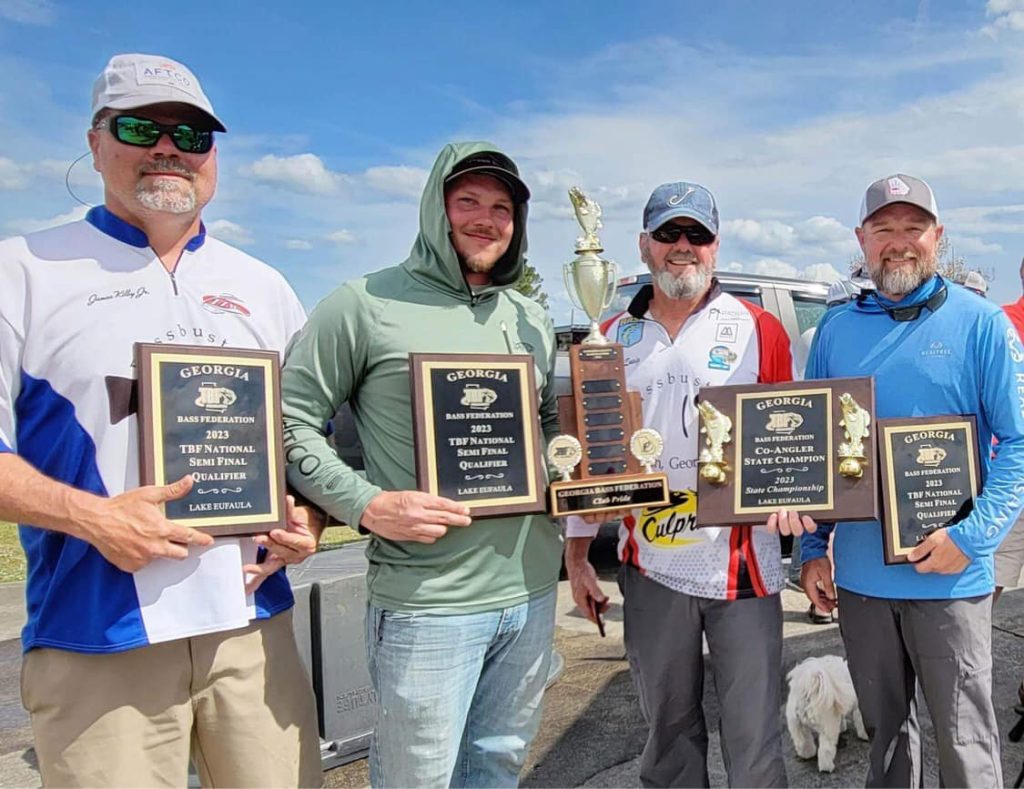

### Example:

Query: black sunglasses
xmin=649 ymin=223 xmax=716 ymax=246
xmin=102 ymin=115 xmax=215 ymax=154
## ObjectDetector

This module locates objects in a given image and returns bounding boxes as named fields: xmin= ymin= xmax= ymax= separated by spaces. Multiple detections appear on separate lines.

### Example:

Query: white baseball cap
xmin=91 ymin=53 xmax=226 ymax=132
xmin=962 ymin=271 xmax=988 ymax=295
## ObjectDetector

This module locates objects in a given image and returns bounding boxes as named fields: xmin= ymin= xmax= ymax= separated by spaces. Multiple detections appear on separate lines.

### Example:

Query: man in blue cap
xmin=565 ymin=181 xmax=805 ymax=787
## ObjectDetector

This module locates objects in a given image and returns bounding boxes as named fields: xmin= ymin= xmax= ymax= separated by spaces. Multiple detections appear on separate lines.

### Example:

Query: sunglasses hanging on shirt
xmin=860 ymin=282 xmax=948 ymax=322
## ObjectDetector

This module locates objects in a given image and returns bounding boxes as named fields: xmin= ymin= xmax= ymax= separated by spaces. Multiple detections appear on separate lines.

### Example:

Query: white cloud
xmin=750 ymin=258 xmax=800 ymax=279
xmin=362 ymin=165 xmax=428 ymax=200
xmin=985 ymin=0 xmax=1024 ymax=33
xmin=285 ymin=239 xmax=313 ymax=250
xmin=10 ymin=204 xmax=88 ymax=234
xmin=0 ymin=157 xmax=28 ymax=189
xmin=944 ymin=235 xmax=1003 ymax=257
xmin=206 ymin=219 xmax=253 ymax=245
xmin=326 ymin=229 xmax=357 ymax=244
xmin=242 ymin=153 xmax=343 ymax=195
xmin=0 ymin=0 xmax=55 ymax=25
xmin=802 ymin=263 xmax=845 ymax=283
xmin=943 ymin=204 xmax=1024 ymax=234
xmin=723 ymin=219 xmax=797 ymax=255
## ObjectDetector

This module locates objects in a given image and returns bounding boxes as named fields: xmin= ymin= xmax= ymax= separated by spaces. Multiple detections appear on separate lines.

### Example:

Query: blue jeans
xmin=365 ymin=588 xmax=556 ymax=788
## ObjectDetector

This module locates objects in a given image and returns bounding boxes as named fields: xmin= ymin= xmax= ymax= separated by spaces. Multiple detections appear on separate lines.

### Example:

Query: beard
xmin=869 ymin=252 xmax=936 ymax=296
xmin=136 ymin=160 xmax=197 ymax=214
xmin=645 ymin=249 xmax=713 ymax=300
xmin=461 ymin=252 xmax=498 ymax=274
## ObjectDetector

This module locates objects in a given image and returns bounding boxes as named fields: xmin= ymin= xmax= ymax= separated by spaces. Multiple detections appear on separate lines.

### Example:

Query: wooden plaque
xmin=410 ymin=353 xmax=547 ymax=518
xmin=136 ymin=343 xmax=286 ymax=536
xmin=695 ymin=376 xmax=879 ymax=526
xmin=877 ymin=415 xmax=981 ymax=565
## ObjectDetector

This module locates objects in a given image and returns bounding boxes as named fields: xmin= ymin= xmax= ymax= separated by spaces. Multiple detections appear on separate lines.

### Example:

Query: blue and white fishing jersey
xmin=0 ymin=207 xmax=307 ymax=653
xmin=801 ymin=275 xmax=1024 ymax=599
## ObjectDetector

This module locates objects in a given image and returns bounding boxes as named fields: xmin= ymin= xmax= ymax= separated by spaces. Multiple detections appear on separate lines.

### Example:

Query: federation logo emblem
xmin=617 ymin=319 xmax=644 ymax=348
xmin=460 ymin=384 xmax=497 ymax=410
xmin=195 ymin=382 xmax=236 ymax=413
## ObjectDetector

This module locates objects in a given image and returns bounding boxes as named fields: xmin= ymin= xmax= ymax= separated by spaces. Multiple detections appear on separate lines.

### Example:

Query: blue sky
xmin=4 ymin=0 xmax=1024 ymax=317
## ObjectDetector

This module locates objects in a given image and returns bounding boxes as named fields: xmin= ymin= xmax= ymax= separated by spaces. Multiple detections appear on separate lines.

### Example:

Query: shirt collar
xmin=85 ymin=205 xmax=206 ymax=252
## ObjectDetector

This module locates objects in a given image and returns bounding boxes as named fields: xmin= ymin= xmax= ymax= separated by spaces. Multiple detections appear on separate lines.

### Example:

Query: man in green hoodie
xmin=281 ymin=142 xmax=562 ymax=788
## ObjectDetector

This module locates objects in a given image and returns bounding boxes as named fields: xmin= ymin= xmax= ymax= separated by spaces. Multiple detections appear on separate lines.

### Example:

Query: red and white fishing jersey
xmin=566 ymin=282 xmax=794 ymax=600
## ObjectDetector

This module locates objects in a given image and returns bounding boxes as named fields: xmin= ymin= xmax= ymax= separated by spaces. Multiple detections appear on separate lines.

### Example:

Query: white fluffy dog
xmin=785 ymin=655 xmax=868 ymax=773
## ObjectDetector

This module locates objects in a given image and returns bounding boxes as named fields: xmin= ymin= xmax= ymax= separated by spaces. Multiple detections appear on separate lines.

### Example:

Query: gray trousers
xmin=837 ymin=588 xmax=1001 ymax=788
xmin=619 ymin=565 xmax=786 ymax=788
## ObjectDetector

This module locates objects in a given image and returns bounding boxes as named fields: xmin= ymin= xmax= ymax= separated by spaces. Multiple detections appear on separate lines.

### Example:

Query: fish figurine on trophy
xmin=548 ymin=187 xmax=671 ymax=517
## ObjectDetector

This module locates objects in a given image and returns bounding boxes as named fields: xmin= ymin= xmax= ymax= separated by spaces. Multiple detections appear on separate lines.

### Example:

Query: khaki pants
xmin=22 ymin=611 xmax=321 ymax=788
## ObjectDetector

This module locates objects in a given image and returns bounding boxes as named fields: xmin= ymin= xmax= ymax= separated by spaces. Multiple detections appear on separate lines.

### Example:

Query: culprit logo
xmin=617 ymin=318 xmax=644 ymax=348
xmin=1008 ymin=327 xmax=1024 ymax=364
xmin=202 ymin=294 xmax=251 ymax=317
xmin=637 ymin=490 xmax=702 ymax=548
xmin=708 ymin=345 xmax=737 ymax=371
xmin=195 ymin=382 xmax=236 ymax=413
xmin=461 ymin=384 xmax=497 ymax=410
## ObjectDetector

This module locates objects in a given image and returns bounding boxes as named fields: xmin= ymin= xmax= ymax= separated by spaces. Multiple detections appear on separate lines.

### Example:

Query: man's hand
xmin=564 ymin=537 xmax=609 ymax=626
xmin=246 ymin=495 xmax=320 ymax=594
xmin=360 ymin=490 xmax=472 ymax=543
xmin=580 ymin=507 xmax=632 ymax=526
xmin=766 ymin=509 xmax=818 ymax=537
xmin=82 ymin=475 xmax=213 ymax=572
xmin=907 ymin=529 xmax=970 ymax=575
xmin=800 ymin=556 xmax=837 ymax=613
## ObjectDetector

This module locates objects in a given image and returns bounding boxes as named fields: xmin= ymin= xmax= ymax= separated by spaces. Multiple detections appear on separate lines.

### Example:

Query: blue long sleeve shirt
xmin=800 ymin=275 xmax=1024 ymax=599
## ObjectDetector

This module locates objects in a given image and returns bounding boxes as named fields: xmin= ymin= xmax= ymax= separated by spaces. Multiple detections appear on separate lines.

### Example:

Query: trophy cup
xmin=547 ymin=188 xmax=671 ymax=517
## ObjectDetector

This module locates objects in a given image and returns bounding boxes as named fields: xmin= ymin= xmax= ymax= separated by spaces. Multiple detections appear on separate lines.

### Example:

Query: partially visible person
xmin=963 ymin=270 xmax=989 ymax=298
xmin=800 ymin=174 xmax=1024 ymax=788
xmin=826 ymin=266 xmax=876 ymax=308
xmin=0 ymin=53 xmax=320 ymax=787
xmin=280 ymin=142 xmax=562 ymax=788
xmin=996 ymin=257 xmax=1024 ymax=607
xmin=565 ymin=181 xmax=811 ymax=788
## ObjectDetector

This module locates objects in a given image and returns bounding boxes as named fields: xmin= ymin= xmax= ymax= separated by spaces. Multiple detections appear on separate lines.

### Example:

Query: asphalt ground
xmin=1 ymin=537 xmax=1024 ymax=787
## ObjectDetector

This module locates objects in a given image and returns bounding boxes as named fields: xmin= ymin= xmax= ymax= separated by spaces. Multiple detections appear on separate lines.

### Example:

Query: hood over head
xmin=402 ymin=141 xmax=529 ymax=298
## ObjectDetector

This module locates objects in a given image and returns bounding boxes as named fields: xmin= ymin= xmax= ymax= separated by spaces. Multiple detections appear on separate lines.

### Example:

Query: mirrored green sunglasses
xmin=102 ymin=115 xmax=215 ymax=154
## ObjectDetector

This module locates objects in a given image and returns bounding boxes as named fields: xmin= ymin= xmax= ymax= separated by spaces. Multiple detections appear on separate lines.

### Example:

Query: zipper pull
xmin=500 ymin=321 xmax=515 ymax=354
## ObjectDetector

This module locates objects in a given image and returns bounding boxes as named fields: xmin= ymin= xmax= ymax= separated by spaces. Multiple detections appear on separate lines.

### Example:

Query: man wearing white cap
xmin=799 ymin=174 xmax=1024 ymax=787
xmin=0 ymin=54 xmax=320 ymax=786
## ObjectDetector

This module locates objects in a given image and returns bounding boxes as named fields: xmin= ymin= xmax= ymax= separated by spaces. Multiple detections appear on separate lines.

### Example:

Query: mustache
xmin=139 ymin=159 xmax=195 ymax=179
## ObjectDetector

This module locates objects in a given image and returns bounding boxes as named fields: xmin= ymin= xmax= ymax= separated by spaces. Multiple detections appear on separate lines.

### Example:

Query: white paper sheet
xmin=134 ymin=537 xmax=250 ymax=644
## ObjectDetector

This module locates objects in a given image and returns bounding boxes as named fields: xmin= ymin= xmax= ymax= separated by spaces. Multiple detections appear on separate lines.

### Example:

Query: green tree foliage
xmin=515 ymin=262 xmax=549 ymax=309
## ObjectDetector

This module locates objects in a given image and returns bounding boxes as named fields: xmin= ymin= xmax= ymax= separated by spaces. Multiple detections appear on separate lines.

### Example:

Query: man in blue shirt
xmin=800 ymin=174 xmax=1024 ymax=788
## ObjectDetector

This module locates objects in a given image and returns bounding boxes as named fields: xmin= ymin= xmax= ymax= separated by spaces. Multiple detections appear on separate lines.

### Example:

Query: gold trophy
xmin=548 ymin=188 xmax=670 ymax=517
xmin=565 ymin=187 xmax=617 ymax=345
